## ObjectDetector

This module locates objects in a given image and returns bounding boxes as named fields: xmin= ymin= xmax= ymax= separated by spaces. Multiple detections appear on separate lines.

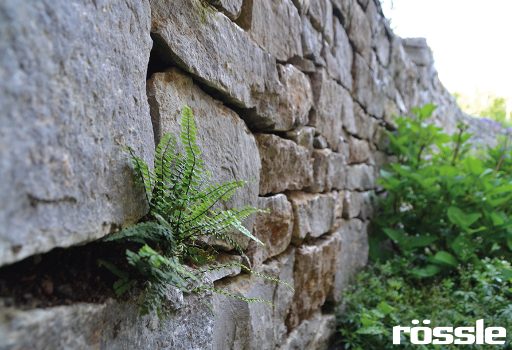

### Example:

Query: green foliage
xmin=337 ymin=258 xmax=512 ymax=350
xmin=372 ymin=104 xmax=512 ymax=278
xmin=102 ymin=106 xmax=273 ymax=316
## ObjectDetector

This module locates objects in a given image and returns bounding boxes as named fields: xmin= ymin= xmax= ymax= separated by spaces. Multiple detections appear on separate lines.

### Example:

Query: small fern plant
xmin=102 ymin=106 xmax=281 ymax=316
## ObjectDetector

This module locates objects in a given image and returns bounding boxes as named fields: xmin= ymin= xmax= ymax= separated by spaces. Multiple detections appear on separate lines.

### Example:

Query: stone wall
xmin=0 ymin=0 xmax=486 ymax=349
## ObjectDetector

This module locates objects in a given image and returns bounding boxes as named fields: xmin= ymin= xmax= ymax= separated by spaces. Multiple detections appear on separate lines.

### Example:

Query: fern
xmin=103 ymin=106 xmax=285 ymax=316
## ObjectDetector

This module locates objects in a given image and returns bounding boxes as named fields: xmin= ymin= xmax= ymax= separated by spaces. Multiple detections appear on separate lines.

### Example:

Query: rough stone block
xmin=345 ymin=164 xmax=377 ymax=191
xmin=307 ymin=0 xmax=333 ymax=44
xmin=347 ymin=2 xmax=372 ymax=61
xmin=402 ymin=38 xmax=434 ymax=67
xmin=150 ymin=0 xmax=284 ymax=130
xmin=147 ymin=69 xmax=261 ymax=248
xmin=323 ymin=19 xmax=353 ymax=90
xmin=0 ymin=0 xmax=154 ymax=266
xmin=256 ymin=134 xmax=313 ymax=195
xmin=213 ymin=250 xmax=295 ymax=350
xmin=352 ymin=54 xmax=385 ymax=119
xmin=347 ymin=137 xmax=371 ymax=164
xmin=329 ymin=219 xmax=369 ymax=302
xmin=275 ymin=64 xmax=313 ymax=131
xmin=0 ymin=292 xmax=214 ymax=350
xmin=279 ymin=312 xmax=335 ymax=350
xmin=247 ymin=195 xmax=294 ymax=266
xmin=301 ymin=16 xmax=324 ymax=64
xmin=287 ymin=233 xmax=341 ymax=329
xmin=239 ymin=0 xmax=302 ymax=61
xmin=284 ymin=126 xmax=315 ymax=151
xmin=309 ymin=149 xmax=346 ymax=192
xmin=287 ymin=192 xmax=336 ymax=244
xmin=310 ymin=70 xmax=351 ymax=150
xmin=209 ymin=0 xmax=243 ymax=20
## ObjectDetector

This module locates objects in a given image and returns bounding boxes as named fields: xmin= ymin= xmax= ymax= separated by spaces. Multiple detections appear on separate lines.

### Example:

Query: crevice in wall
xmin=0 ymin=241 xmax=129 ymax=310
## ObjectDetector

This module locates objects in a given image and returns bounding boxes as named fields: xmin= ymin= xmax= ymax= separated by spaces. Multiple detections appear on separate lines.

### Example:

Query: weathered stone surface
xmin=329 ymin=219 xmax=369 ymax=302
xmin=275 ymin=64 xmax=313 ymax=130
xmin=150 ymin=0 xmax=284 ymax=130
xmin=313 ymin=135 xmax=328 ymax=149
xmin=346 ymin=164 xmax=377 ymax=191
xmin=307 ymin=0 xmax=333 ymax=44
xmin=213 ymin=250 xmax=295 ymax=350
xmin=347 ymin=137 xmax=371 ymax=164
xmin=310 ymin=70 xmax=351 ymax=150
xmin=147 ymin=69 xmax=260 ymax=248
xmin=287 ymin=192 xmax=336 ymax=244
xmin=239 ymin=0 xmax=302 ymax=61
xmin=347 ymin=2 xmax=372 ymax=61
xmin=0 ymin=0 xmax=154 ymax=266
xmin=301 ymin=16 xmax=324 ymax=64
xmin=0 ymin=292 xmax=214 ymax=350
xmin=403 ymin=38 xmax=434 ymax=67
xmin=350 ymin=102 xmax=380 ymax=140
xmin=342 ymin=190 xmax=374 ymax=220
xmin=323 ymin=19 xmax=353 ymax=89
xmin=308 ymin=149 xmax=346 ymax=192
xmin=284 ymin=126 xmax=315 ymax=150
xmin=256 ymin=134 xmax=313 ymax=195
xmin=279 ymin=312 xmax=335 ymax=350
xmin=334 ymin=191 xmax=344 ymax=218
xmin=210 ymin=0 xmax=243 ymax=20
xmin=352 ymin=54 xmax=385 ymax=119
xmin=287 ymin=233 xmax=341 ymax=329
xmin=247 ymin=195 xmax=294 ymax=266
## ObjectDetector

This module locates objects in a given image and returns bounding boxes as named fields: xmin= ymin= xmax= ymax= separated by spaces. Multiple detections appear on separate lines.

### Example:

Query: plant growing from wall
xmin=101 ymin=106 xmax=281 ymax=316
xmin=371 ymin=104 xmax=512 ymax=278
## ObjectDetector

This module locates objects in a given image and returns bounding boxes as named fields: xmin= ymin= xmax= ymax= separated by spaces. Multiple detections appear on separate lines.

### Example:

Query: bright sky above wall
xmin=380 ymin=0 xmax=512 ymax=103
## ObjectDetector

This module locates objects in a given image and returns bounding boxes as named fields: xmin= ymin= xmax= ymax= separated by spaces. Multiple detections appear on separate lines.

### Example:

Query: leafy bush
xmin=372 ymin=104 xmax=512 ymax=278
xmin=337 ymin=258 xmax=512 ymax=350
xmin=101 ymin=106 xmax=273 ymax=316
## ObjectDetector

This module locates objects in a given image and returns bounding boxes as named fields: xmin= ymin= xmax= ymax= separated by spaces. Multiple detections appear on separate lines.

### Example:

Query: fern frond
xmin=127 ymin=147 xmax=154 ymax=204
xmin=104 ymin=222 xmax=170 ymax=245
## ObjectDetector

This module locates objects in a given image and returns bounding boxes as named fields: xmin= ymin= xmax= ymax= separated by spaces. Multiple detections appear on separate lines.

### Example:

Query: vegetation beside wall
xmin=337 ymin=105 xmax=512 ymax=349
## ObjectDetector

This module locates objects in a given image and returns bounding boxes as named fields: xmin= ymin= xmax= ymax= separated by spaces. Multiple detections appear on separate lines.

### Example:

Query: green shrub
xmin=337 ymin=258 xmax=512 ymax=350
xmin=372 ymin=104 xmax=512 ymax=278
xmin=100 ymin=106 xmax=277 ymax=316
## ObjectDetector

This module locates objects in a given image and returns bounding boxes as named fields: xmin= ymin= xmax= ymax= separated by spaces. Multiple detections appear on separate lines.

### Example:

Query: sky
xmin=380 ymin=0 xmax=512 ymax=105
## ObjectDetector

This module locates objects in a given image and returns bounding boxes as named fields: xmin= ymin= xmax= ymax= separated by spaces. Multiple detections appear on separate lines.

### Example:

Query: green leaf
xmin=430 ymin=251 xmax=459 ymax=268
xmin=447 ymin=206 xmax=481 ymax=229
xmin=410 ymin=264 xmax=441 ymax=278
xmin=376 ymin=301 xmax=395 ymax=315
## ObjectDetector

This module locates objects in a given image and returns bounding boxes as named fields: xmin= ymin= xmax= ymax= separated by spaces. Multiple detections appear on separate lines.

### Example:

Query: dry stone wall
xmin=0 ymin=0 xmax=487 ymax=349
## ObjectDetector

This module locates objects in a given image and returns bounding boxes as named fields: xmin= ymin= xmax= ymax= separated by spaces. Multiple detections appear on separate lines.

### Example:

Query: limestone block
xmin=287 ymin=192 xmax=336 ymax=244
xmin=256 ymin=134 xmax=313 ymax=195
xmin=310 ymin=70 xmax=351 ymax=150
xmin=275 ymin=64 xmax=313 ymax=131
xmin=150 ymin=0 xmax=284 ymax=130
xmin=347 ymin=137 xmax=371 ymax=164
xmin=345 ymin=164 xmax=377 ymax=191
xmin=213 ymin=250 xmax=295 ymax=350
xmin=247 ymin=195 xmax=294 ymax=266
xmin=279 ymin=312 xmax=335 ymax=350
xmin=284 ymin=126 xmax=315 ymax=151
xmin=313 ymin=135 xmax=328 ymax=149
xmin=352 ymin=54 xmax=385 ymax=119
xmin=287 ymin=233 xmax=341 ymax=329
xmin=209 ymin=0 xmax=243 ymax=19
xmin=323 ymin=19 xmax=353 ymax=90
xmin=351 ymin=102 xmax=380 ymax=140
xmin=0 ymin=0 xmax=154 ymax=266
xmin=239 ymin=0 xmax=302 ymax=61
xmin=329 ymin=219 xmax=369 ymax=302
xmin=147 ymin=69 xmax=260 ymax=248
xmin=0 ymin=292 xmax=214 ymax=350
xmin=307 ymin=0 xmax=333 ymax=44
xmin=402 ymin=38 xmax=434 ymax=67
xmin=347 ymin=2 xmax=372 ymax=62
xmin=342 ymin=190 xmax=374 ymax=220
xmin=301 ymin=16 xmax=324 ymax=64
xmin=308 ymin=149 xmax=346 ymax=193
